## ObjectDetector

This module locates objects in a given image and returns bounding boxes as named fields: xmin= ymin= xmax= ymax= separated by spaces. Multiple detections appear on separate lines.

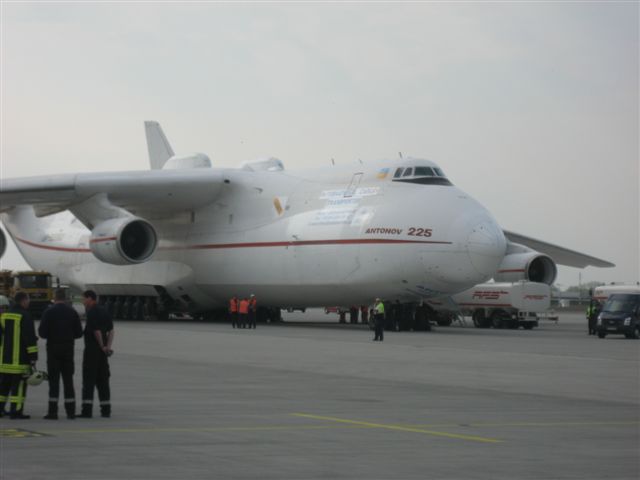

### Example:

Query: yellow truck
xmin=0 ymin=270 xmax=54 ymax=318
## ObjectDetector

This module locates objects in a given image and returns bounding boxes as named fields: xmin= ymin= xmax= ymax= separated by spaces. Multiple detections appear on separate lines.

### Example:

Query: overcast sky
xmin=1 ymin=2 xmax=638 ymax=289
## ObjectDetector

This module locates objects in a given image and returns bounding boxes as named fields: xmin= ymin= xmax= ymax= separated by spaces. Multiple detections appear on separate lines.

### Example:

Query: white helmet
xmin=26 ymin=369 xmax=48 ymax=386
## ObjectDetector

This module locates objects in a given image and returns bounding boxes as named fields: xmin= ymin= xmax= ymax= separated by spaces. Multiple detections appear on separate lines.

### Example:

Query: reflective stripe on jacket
xmin=0 ymin=308 xmax=38 ymax=374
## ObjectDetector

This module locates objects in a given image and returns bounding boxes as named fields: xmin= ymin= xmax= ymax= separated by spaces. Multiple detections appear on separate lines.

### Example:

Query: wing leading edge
xmin=0 ymin=169 xmax=225 ymax=219
xmin=503 ymin=230 xmax=615 ymax=268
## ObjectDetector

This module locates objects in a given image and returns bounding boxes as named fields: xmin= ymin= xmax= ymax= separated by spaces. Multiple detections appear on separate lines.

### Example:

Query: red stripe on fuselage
xmin=89 ymin=237 xmax=117 ymax=244
xmin=14 ymin=236 xmax=91 ymax=253
xmin=15 ymin=236 xmax=452 ymax=254
xmin=183 ymin=238 xmax=452 ymax=250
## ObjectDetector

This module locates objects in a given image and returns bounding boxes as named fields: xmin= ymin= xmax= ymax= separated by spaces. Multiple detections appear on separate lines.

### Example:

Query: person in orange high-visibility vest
xmin=229 ymin=296 xmax=239 ymax=329
xmin=238 ymin=298 xmax=249 ymax=329
xmin=248 ymin=295 xmax=257 ymax=329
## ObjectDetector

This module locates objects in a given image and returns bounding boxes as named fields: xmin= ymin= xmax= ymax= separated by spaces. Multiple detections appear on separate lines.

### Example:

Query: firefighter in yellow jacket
xmin=0 ymin=292 xmax=39 ymax=419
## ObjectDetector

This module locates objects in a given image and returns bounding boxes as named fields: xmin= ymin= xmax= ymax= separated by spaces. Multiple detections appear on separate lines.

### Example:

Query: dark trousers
xmin=230 ymin=311 xmax=238 ymax=328
xmin=239 ymin=313 xmax=248 ymax=328
xmin=248 ymin=311 xmax=256 ymax=328
xmin=47 ymin=343 xmax=76 ymax=415
xmin=82 ymin=349 xmax=111 ymax=415
xmin=0 ymin=373 xmax=28 ymax=414
xmin=374 ymin=314 xmax=384 ymax=341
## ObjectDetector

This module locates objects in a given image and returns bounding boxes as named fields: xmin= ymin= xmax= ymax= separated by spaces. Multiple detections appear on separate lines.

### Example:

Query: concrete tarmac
xmin=0 ymin=312 xmax=638 ymax=480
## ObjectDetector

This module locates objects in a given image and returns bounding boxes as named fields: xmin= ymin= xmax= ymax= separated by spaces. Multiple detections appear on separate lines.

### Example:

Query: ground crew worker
xmin=373 ymin=298 xmax=385 ymax=342
xmin=586 ymin=299 xmax=601 ymax=335
xmin=38 ymin=288 xmax=83 ymax=419
xmin=0 ymin=292 xmax=38 ymax=419
xmin=79 ymin=290 xmax=114 ymax=418
xmin=238 ymin=297 xmax=250 ymax=329
xmin=248 ymin=294 xmax=257 ymax=329
xmin=229 ymin=296 xmax=239 ymax=328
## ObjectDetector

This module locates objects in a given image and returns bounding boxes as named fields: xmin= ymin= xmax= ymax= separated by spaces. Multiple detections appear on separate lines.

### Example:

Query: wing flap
xmin=503 ymin=230 xmax=614 ymax=268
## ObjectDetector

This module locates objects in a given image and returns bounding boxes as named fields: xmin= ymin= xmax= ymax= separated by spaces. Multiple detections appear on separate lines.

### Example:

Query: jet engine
xmin=0 ymin=228 xmax=6 ymax=259
xmin=494 ymin=243 xmax=557 ymax=285
xmin=90 ymin=217 xmax=157 ymax=265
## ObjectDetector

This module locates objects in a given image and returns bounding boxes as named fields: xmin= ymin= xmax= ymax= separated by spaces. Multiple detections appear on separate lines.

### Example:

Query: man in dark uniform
xmin=373 ymin=298 xmax=385 ymax=342
xmin=587 ymin=299 xmax=602 ymax=335
xmin=79 ymin=290 xmax=114 ymax=418
xmin=0 ymin=292 xmax=38 ymax=419
xmin=38 ymin=288 xmax=83 ymax=419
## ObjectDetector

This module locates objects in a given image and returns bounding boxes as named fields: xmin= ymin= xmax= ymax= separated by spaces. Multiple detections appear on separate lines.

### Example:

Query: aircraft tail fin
xmin=144 ymin=121 xmax=175 ymax=170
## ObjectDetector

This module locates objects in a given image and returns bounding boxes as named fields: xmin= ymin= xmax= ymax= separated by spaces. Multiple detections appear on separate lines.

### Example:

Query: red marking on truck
xmin=524 ymin=295 xmax=547 ymax=300
xmin=458 ymin=303 xmax=513 ymax=307
xmin=471 ymin=290 xmax=509 ymax=300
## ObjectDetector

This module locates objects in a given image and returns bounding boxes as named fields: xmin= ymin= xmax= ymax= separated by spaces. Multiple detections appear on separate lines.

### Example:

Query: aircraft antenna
xmin=399 ymin=151 xmax=403 ymax=159
xmin=331 ymin=158 xmax=335 ymax=166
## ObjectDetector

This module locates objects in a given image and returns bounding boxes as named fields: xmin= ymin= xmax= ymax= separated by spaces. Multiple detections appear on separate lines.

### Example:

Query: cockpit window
xmin=391 ymin=164 xmax=453 ymax=186
xmin=414 ymin=167 xmax=434 ymax=177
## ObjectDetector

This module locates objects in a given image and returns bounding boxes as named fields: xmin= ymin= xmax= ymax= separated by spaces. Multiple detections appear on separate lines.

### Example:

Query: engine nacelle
xmin=494 ymin=251 xmax=557 ymax=285
xmin=0 ymin=228 xmax=6 ymax=259
xmin=90 ymin=217 xmax=157 ymax=265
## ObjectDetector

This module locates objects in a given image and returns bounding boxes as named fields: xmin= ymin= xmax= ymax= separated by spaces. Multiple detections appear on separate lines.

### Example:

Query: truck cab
xmin=596 ymin=293 xmax=640 ymax=339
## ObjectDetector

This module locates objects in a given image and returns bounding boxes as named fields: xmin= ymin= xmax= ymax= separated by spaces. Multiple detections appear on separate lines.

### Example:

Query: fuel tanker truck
xmin=426 ymin=281 xmax=551 ymax=330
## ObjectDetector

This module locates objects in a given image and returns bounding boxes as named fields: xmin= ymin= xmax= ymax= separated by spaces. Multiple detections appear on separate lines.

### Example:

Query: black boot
xmin=10 ymin=406 xmax=30 ymax=419
xmin=65 ymin=401 xmax=76 ymax=419
xmin=100 ymin=404 xmax=111 ymax=418
xmin=78 ymin=404 xmax=92 ymax=418
xmin=44 ymin=401 xmax=58 ymax=420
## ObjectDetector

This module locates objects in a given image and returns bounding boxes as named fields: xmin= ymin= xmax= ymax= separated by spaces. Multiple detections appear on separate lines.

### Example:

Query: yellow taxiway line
xmin=292 ymin=413 xmax=503 ymax=444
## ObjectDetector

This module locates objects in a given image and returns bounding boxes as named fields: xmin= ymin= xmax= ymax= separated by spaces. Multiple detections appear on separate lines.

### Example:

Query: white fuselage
xmin=1 ymin=159 xmax=507 ymax=310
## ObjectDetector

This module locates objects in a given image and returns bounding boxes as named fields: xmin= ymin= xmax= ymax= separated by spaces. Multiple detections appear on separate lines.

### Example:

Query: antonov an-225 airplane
xmin=0 ymin=122 xmax=613 ymax=320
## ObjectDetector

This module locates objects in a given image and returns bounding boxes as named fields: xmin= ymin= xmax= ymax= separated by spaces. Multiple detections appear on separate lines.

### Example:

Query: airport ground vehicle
xmin=0 ymin=270 xmax=54 ymax=317
xmin=592 ymin=284 xmax=640 ymax=303
xmin=595 ymin=293 xmax=640 ymax=339
xmin=427 ymin=281 xmax=551 ymax=329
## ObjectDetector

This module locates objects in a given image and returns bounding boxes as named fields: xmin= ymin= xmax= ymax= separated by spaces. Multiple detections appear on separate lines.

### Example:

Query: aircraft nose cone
xmin=466 ymin=220 xmax=506 ymax=277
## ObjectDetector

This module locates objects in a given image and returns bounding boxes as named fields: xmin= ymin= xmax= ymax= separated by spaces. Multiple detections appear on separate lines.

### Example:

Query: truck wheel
xmin=490 ymin=310 xmax=508 ymax=329
xmin=523 ymin=324 xmax=534 ymax=330
xmin=630 ymin=327 xmax=640 ymax=339
xmin=472 ymin=310 xmax=489 ymax=328
xmin=597 ymin=332 xmax=606 ymax=339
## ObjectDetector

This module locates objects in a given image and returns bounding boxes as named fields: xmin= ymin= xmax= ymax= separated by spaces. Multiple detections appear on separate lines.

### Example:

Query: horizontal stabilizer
xmin=503 ymin=230 xmax=615 ymax=269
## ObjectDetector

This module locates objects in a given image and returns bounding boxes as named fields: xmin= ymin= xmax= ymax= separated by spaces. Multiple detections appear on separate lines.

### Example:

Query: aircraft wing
xmin=503 ymin=230 xmax=615 ymax=268
xmin=0 ymin=169 xmax=226 ymax=218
